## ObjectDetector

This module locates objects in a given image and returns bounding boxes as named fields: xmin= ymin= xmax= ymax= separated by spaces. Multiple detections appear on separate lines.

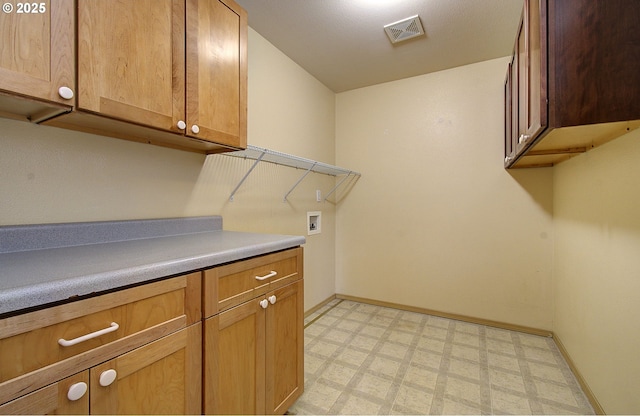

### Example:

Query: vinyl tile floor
xmin=288 ymin=299 xmax=594 ymax=415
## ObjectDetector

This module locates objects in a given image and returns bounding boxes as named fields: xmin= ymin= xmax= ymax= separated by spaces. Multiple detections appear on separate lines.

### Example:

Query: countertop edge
xmin=0 ymin=229 xmax=305 ymax=317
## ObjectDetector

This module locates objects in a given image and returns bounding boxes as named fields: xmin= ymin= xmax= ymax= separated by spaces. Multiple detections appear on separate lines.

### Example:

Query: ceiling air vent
xmin=384 ymin=15 xmax=425 ymax=44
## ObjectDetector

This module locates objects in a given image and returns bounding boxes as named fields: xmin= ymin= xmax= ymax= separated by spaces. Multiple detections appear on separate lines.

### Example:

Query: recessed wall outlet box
xmin=307 ymin=211 xmax=321 ymax=235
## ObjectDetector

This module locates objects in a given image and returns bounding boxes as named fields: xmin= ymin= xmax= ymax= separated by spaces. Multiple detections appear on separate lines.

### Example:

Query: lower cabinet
xmin=0 ymin=274 xmax=202 ymax=415
xmin=0 ymin=325 xmax=201 ymax=415
xmin=204 ymin=279 xmax=304 ymax=415
xmin=90 ymin=324 xmax=202 ymax=415
xmin=0 ymin=247 xmax=303 ymax=415
xmin=265 ymin=280 xmax=304 ymax=414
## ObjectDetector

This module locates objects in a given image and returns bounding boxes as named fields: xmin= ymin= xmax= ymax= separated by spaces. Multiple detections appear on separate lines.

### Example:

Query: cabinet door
xmin=0 ymin=0 xmax=74 ymax=115
xmin=513 ymin=0 xmax=548 ymax=155
xmin=523 ymin=0 xmax=546 ymax=141
xmin=204 ymin=299 xmax=266 ymax=415
xmin=265 ymin=280 xmax=304 ymax=415
xmin=90 ymin=324 xmax=201 ymax=415
xmin=510 ymin=42 xmax=519 ymax=154
xmin=515 ymin=14 xmax=528 ymax=154
xmin=185 ymin=0 xmax=247 ymax=148
xmin=0 ymin=371 xmax=89 ymax=415
xmin=77 ymin=0 xmax=185 ymax=133
xmin=504 ymin=61 xmax=514 ymax=165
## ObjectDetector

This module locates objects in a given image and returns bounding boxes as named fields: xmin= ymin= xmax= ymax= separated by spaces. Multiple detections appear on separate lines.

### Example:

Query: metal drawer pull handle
xmin=58 ymin=322 xmax=119 ymax=347
xmin=255 ymin=271 xmax=277 ymax=281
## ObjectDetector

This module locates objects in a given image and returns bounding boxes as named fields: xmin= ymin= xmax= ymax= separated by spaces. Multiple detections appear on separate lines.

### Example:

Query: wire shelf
xmin=226 ymin=145 xmax=359 ymax=176
xmin=223 ymin=145 xmax=361 ymax=201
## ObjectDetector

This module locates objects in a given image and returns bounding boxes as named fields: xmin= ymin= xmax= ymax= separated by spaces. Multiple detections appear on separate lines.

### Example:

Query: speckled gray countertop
xmin=0 ymin=216 xmax=305 ymax=316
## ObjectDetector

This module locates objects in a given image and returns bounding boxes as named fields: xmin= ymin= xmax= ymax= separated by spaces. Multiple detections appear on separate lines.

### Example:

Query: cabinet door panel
xmin=186 ymin=0 xmax=247 ymax=147
xmin=90 ymin=324 xmax=201 ymax=415
xmin=525 ymin=0 xmax=546 ymax=140
xmin=510 ymin=47 xmax=519 ymax=157
xmin=265 ymin=280 xmax=304 ymax=415
xmin=516 ymin=17 xmax=527 ymax=153
xmin=0 ymin=371 xmax=89 ymax=415
xmin=77 ymin=0 xmax=185 ymax=132
xmin=0 ymin=0 xmax=74 ymax=107
xmin=204 ymin=300 xmax=265 ymax=414
xmin=504 ymin=62 xmax=513 ymax=164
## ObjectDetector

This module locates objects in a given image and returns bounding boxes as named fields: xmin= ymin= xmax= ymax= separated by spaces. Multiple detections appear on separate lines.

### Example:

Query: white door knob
xmin=99 ymin=369 xmax=117 ymax=387
xmin=58 ymin=86 xmax=74 ymax=100
xmin=67 ymin=382 xmax=88 ymax=401
xmin=259 ymin=299 xmax=269 ymax=309
xmin=177 ymin=120 xmax=186 ymax=130
xmin=268 ymin=295 xmax=277 ymax=305
xmin=191 ymin=124 xmax=200 ymax=134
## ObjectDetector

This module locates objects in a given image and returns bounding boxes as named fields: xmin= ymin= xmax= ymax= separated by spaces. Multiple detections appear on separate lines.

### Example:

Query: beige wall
xmin=335 ymin=57 xmax=640 ymax=412
xmin=553 ymin=128 xmax=640 ymax=414
xmin=2 ymin=23 xmax=637 ymax=412
xmin=0 ymin=28 xmax=337 ymax=310
xmin=335 ymin=58 xmax=555 ymax=330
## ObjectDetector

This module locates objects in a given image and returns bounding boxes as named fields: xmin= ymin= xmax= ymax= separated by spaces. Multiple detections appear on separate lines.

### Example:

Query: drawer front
xmin=0 ymin=276 xmax=190 ymax=386
xmin=203 ymin=247 xmax=303 ymax=318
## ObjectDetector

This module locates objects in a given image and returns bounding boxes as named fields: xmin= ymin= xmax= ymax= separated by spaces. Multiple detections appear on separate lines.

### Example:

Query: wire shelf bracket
xmin=228 ymin=150 xmax=266 ymax=202
xmin=223 ymin=145 xmax=361 ymax=202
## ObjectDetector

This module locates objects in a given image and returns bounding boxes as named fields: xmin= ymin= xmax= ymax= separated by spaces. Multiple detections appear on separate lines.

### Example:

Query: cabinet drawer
xmin=203 ymin=247 xmax=303 ymax=317
xmin=0 ymin=272 xmax=200 ymax=404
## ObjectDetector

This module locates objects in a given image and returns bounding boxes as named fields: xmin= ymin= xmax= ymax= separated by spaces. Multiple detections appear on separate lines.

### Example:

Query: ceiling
xmin=234 ymin=0 xmax=524 ymax=93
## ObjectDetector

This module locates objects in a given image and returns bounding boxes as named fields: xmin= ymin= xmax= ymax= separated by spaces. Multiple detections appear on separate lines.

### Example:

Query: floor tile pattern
xmin=289 ymin=299 xmax=594 ymax=415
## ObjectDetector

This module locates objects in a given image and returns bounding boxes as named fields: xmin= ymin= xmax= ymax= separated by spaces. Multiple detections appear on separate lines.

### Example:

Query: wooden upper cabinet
xmin=504 ymin=0 xmax=547 ymax=167
xmin=186 ymin=0 xmax=247 ymax=148
xmin=77 ymin=0 xmax=185 ymax=134
xmin=73 ymin=0 xmax=247 ymax=150
xmin=505 ymin=0 xmax=640 ymax=168
xmin=524 ymin=0 xmax=545 ymax=143
xmin=0 ymin=0 xmax=74 ymax=122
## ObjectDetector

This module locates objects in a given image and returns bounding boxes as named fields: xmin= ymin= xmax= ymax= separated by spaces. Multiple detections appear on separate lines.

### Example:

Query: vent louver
xmin=384 ymin=15 xmax=425 ymax=44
